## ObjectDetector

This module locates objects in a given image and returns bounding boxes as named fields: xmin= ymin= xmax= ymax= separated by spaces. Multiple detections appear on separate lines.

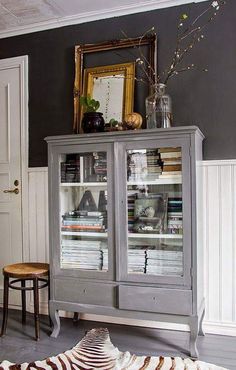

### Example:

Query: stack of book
xmin=61 ymin=210 xmax=106 ymax=233
xmin=168 ymin=211 xmax=183 ymax=235
xmin=146 ymin=248 xmax=183 ymax=276
xmin=93 ymin=152 xmax=107 ymax=181
xmin=61 ymin=154 xmax=80 ymax=183
xmin=127 ymin=150 xmax=162 ymax=182
xmin=101 ymin=248 xmax=108 ymax=271
xmin=127 ymin=191 xmax=138 ymax=233
xmin=145 ymin=150 xmax=162 ymax=181
xmin=128 ymin=248 xmax=146 ymax=273
xmin=167 ymin=197 xmax=182 ymax=234
xmin=158 ymin=147 xmax=182 ymax=179
xmin=61 ymin=239 xmax=103 ymax=270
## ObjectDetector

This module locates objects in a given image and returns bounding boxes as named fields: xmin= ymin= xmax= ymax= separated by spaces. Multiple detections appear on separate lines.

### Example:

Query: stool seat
xmin=1 ymin=262 xmax=50 ymax=340
xmin=3 ymin=263 xmax=49 ymax=278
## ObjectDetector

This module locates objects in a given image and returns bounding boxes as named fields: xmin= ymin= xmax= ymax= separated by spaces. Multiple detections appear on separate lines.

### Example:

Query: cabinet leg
xmin=199 ymin=308 xmax=205 ymax=336
xmin=49 ymin=304 xmax=60 ymax=338
xmin=189 ymin=316 xmax=199 ymax=359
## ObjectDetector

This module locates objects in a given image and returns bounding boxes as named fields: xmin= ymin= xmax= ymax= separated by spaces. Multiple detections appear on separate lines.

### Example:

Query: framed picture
xmin=73 ymin=34 xmax=157 ymax=133
xmin=82 ymin=62 xmax=135 ymax=124
xmin=133 ymin=193 xmax=168 ymax=234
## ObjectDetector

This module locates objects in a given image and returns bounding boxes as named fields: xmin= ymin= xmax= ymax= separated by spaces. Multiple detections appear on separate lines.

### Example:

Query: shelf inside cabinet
xmin=60 ymin=182 xmax=107 ymax=187
xmin=61 ymin=231 xmax=108 ymax=238
xmin=127 ymin=178 xmax=182 ymax=186
xmin=128 ymin=233 xmax=183 ymax=239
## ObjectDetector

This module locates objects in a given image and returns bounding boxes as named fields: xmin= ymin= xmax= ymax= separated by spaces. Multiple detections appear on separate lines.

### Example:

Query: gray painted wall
xmin=0 ymin=0 xmax=235 ymax=166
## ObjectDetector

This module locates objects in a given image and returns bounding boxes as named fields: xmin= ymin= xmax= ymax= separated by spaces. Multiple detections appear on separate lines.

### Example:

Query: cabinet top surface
xmin=45 ymin=126 xmax=204 ymax=144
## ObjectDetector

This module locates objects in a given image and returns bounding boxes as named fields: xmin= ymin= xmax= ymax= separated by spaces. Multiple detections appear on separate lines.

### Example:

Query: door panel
xmin=0 ymin=64 xmax=23 ymax=306
xmin=50 ymin=143 xmax=114 ymax=281
xmin=117 ymin=137 xmax=191 ymax=287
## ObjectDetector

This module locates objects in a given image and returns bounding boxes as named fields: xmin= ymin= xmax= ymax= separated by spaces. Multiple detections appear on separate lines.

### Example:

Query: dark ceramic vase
xmin=82 ymin=112 xmax=105 ymax=133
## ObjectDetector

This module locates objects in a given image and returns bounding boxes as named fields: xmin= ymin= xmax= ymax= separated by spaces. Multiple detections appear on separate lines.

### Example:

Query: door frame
xmin=0 ymin=55 xmax=29 ymax=262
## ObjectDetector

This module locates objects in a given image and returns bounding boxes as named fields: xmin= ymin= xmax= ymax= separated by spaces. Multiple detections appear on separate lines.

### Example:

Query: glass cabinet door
xmin=57 ymin=145 xmax=113 ymax=278
xmin=120 ymin=139 xmax=191 ymax=285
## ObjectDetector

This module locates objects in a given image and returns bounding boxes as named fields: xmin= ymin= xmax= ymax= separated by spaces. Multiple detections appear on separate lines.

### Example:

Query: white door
xmin=0 ymin=57 xmax=26 ymax=306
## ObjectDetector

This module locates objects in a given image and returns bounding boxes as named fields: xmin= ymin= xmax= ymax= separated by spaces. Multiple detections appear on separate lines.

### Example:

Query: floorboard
xmin=0 ymin=309 xmax=235 ymax=369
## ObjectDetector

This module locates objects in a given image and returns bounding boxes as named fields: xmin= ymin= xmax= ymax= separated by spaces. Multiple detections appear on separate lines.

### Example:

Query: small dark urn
xmin=82 ymin=112 xmax=105 ymax=133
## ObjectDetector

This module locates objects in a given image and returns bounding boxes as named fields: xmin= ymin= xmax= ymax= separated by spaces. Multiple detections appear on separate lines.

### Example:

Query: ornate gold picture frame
xmin=82 ymin=62 xmax=135 ymax=125
xmin=73 ymin=34 xmax=157 ymax=133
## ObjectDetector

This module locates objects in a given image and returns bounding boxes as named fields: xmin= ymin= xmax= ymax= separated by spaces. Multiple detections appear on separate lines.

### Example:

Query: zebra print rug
xmin=0 ymin=328 xmax=228 ymax=370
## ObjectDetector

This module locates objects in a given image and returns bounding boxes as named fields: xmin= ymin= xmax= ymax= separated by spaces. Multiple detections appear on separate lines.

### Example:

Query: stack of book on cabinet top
xmin=158 ymin=147 xmax=182 ymax=179
xmin=61 ymin=210 xmax=106 ymax=233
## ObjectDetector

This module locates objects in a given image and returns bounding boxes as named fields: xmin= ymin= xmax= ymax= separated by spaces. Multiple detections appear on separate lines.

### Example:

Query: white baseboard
xmin=203 ymin=321 xmax=236 ymax=337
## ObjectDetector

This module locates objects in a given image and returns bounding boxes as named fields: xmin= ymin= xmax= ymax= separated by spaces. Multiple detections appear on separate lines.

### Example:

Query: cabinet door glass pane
xmin=127 ymin=147 xmax=183 ymax=277
xmin=60 ymin=151 xmax=108 ymax=271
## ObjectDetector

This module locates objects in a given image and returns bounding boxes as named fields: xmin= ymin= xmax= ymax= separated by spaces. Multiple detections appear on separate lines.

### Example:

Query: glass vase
xmin=145 ymin=83 xmax=173 ymax=129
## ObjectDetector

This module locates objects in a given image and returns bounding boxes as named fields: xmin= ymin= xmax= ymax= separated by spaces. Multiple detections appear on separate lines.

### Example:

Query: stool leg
xmin=33 ymin=277 xmax=40 ymax=341
xmin=21 ymin=280 xmax=26 ymax=324
xmin=0 ymin=275 xmax=9 ymax=337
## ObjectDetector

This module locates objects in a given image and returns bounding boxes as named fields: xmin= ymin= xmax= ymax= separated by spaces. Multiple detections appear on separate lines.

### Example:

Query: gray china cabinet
xmin=45 ymin=126 xmax=205 ymax=358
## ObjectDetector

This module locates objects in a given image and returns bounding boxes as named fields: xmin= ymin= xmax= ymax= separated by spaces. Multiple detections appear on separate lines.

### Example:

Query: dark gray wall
xmin=0 ymin=0 xmax=235 ymax=166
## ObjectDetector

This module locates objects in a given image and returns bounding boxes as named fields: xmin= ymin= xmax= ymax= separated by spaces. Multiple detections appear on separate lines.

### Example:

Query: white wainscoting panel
xmin=27 ymin=161 xmax=236 ymax=336
xmin=202 ymin=160 xmax=236 ymax=336
xmin=28 ymin=168 xmax=49 ymax=311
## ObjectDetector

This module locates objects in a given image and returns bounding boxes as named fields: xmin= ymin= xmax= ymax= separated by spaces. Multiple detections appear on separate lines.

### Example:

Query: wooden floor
xmin=0 ymin=309 xmax=235 ymax=369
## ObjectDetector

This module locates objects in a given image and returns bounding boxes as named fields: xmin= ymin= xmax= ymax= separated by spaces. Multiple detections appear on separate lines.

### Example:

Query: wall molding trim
xmin=202 ymin=159 xmax=236 ymax=166
xmin=0 ymin=0 xmax=208 ymax=39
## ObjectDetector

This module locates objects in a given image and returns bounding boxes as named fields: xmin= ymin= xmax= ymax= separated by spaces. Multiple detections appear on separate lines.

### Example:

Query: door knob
xmin=3 ymin=188 xmax=19 ymax=194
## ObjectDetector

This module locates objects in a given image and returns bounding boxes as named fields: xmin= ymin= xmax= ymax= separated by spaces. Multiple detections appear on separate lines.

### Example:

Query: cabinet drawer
xmin=54 ymin=279 xmax=115 ymax=307
xmin=118 ymin=285 xmax=192 ymax=315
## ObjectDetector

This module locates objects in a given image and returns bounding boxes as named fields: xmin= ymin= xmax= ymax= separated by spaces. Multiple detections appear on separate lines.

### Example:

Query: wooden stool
xmin=0 ymin=262 xmax=49 ymax=340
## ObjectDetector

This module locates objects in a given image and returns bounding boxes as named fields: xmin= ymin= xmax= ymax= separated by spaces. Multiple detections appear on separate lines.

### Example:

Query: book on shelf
xmin=161 ymin=159 xmax=182 ymax=165
xmin=162 ymin=164 xmax=182 ymax=172
xmin=146 ymin=265 xmax=183 ymax=276
xmin=158 ymin=147 xmax=181 ymax=153
xmin=158 ymin=172 xmax=182 ymax=179
xmin=62 ymin=220 xmax=104 ymax=226
xmin=146 ymin=249 xmax=183 ymax=260
xmin=158 ymin=151 xmax=182 ymax=159
xmin=61 ymin=225 xmax=105 ymax=231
